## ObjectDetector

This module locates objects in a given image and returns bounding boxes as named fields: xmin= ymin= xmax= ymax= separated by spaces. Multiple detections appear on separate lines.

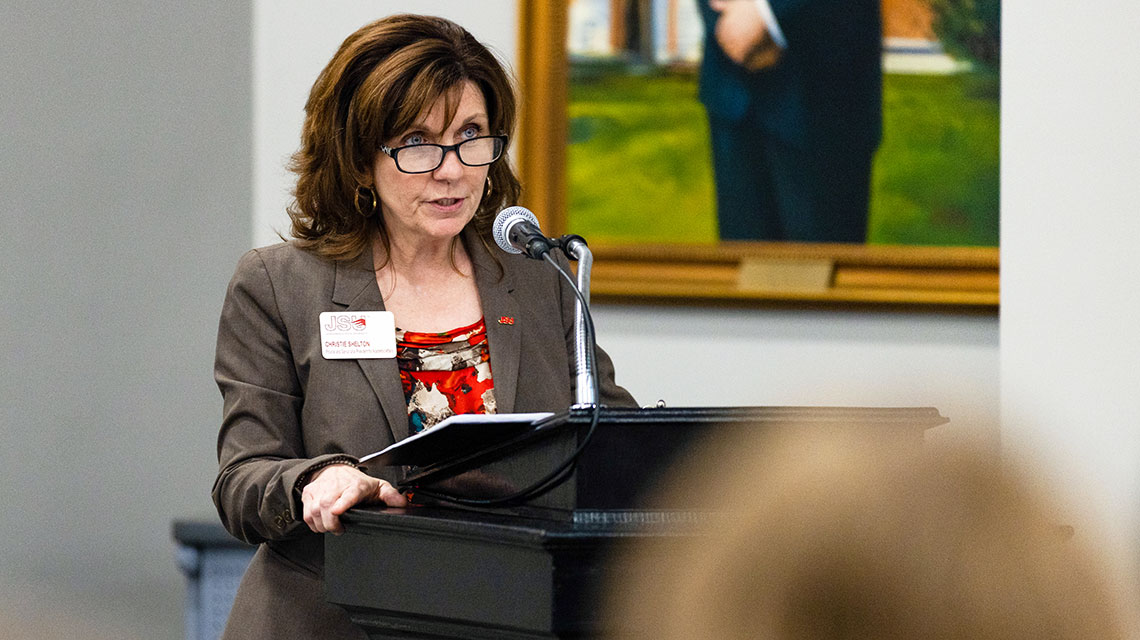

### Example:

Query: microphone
xmin=492 ymin=206 xmax=554 ymax=259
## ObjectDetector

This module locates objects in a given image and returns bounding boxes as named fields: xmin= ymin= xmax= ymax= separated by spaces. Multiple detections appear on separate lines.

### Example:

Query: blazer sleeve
xmin=554 ymin=254 xmax=638 ymax=408
xmin=211 ymin=249 xmax=358 ymax=544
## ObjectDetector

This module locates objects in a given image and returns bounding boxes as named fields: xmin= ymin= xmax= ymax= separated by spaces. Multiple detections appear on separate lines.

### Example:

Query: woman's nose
xmin=433 ymin=147 xmax=464 ymax=179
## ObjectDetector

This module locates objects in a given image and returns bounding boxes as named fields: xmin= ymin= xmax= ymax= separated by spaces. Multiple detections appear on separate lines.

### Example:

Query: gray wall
xmin=1 ymin=2 xmax=251 ymax=637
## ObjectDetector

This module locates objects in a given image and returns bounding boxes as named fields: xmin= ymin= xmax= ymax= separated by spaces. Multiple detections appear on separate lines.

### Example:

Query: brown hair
xmin=286 ymin=14 xmax=521 ymax=261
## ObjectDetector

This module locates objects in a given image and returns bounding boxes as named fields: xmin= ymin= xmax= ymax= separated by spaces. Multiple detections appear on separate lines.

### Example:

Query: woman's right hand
xmin=300 ymin=464 xmax=409 ymax=535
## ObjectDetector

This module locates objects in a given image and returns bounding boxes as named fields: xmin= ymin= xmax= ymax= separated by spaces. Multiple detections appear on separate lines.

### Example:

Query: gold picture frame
xmin=514 ymin=0 xmax=998 ymax=311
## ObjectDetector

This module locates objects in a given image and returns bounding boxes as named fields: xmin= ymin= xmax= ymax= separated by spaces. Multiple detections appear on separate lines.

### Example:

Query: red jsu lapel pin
xmin=498 ymin=316 xmax=515 ymax=325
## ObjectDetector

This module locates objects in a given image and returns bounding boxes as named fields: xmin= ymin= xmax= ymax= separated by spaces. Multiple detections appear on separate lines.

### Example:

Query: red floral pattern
xmin=396 ymin=318 xmax=495 ymax=434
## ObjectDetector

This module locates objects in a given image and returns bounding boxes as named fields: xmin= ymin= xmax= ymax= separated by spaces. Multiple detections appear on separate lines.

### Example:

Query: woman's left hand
xmin=300 ymin=464 xmax=409 ymax=535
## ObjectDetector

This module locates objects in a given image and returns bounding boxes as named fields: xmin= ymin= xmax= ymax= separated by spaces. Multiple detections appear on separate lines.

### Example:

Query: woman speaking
xmin=212 ymin=14 xmax=634 ymax=639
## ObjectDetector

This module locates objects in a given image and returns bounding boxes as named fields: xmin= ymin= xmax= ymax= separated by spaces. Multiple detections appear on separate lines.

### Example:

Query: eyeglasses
xmin=380 ymin=135 xmax=507 ymax=174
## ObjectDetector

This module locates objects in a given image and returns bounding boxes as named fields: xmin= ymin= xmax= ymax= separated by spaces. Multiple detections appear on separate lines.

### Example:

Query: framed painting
xmin=514 ymin=0 xmax=998 ymax=309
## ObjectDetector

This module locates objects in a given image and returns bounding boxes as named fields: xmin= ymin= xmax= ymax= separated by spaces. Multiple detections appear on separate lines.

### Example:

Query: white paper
xmin=359 ymin=412 xmax=554 ymax=465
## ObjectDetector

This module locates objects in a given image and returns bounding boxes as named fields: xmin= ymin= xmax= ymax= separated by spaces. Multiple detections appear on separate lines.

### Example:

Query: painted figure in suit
xmin=212 ymin=15 xmax=635 ymax=640
xmin=699 ymin=0 xmax=882 ymax=242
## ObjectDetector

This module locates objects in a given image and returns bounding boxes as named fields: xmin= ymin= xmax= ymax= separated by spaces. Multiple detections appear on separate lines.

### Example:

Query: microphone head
xmin=492 ymin=206 xmax=541 ymax=254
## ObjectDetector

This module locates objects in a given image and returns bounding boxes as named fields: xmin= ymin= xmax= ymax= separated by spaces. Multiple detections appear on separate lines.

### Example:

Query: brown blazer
xmin=212 ymin=228 xmax=635 ymax=640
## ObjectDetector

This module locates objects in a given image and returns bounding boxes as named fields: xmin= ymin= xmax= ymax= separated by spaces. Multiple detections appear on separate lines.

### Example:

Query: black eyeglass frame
xmin=380 ymin=135 xmax=508 ymax=174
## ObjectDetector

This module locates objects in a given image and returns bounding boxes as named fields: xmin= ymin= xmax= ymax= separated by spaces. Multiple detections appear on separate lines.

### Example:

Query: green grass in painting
xmin=569 ymin=69 xmax=718 ymax=244
xmin=868 ymin=72 xmax=1000 ymax=246
xmin=567 ymin=64 xmax=999 ymax=246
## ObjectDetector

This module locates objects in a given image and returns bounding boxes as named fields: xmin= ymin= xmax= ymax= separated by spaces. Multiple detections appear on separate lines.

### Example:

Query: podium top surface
xmin=341 ymin=505 xmax=706 ymax=543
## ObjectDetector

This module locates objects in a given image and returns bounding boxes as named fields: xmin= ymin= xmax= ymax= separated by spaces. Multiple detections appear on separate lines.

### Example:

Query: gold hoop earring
xmin=355 ymin=186 xmax=378 ymax=217
xmin=484 ymin=176 xmax=494 ymax=196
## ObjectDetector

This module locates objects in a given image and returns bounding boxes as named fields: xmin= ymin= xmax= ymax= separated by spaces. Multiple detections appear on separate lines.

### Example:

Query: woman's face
xmin=372 ymin=81 xmax=491 ymax=248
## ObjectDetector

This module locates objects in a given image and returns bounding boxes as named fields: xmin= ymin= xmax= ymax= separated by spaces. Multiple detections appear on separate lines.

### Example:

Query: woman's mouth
xmin=428 ymin=197 xmax=465 ymax=212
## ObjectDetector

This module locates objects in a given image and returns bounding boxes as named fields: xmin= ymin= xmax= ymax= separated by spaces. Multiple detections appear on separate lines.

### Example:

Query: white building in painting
xmin=569 ymin=0 xmax=704 ymax=64
xmin=569 ymin=0 xmax=970 ymax=74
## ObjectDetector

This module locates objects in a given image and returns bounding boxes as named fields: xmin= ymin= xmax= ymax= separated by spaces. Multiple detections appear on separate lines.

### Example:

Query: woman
xmin=212 ymin=14 xmax=635 ymax=640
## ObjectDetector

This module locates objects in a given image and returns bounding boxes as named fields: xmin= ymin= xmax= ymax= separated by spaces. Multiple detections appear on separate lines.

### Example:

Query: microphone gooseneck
xmin=491 ymin=206 xmax=597 ymax=406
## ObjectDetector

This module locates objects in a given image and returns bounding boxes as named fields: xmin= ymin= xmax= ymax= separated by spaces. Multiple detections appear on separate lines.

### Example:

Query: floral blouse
xmin=395 ymin=317 xmax=496 ymax=434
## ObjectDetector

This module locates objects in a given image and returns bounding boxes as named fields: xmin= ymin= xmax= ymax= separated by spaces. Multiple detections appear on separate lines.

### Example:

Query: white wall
xmin=595 ymin=305 xmax=996 ymax=428
xmin=1002 ymin=0 xmax=1140 ymax=579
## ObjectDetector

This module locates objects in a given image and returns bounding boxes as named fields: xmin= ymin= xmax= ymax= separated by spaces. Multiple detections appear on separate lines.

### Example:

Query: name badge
xmin=319 ymin=312 xmax=396 ymax=359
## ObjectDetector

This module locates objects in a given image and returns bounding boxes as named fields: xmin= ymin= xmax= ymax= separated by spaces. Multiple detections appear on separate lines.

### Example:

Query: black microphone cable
xmin=407 ymin=254 xmax=603 ymax=508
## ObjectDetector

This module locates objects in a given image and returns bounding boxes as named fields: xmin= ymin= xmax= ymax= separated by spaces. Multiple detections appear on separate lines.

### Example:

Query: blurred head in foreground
xmin=606 ymin=428 xmax=1131 ymax=639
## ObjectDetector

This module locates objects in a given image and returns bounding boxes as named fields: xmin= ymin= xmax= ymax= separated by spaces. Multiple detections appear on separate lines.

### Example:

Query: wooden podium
xmin=326 ymin=406 xmax=947 ymax=639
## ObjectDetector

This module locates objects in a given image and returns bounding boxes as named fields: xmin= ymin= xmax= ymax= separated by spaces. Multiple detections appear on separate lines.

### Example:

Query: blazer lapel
xmin=332 ymin=251 xmax=408 ymax=443
xmin=467 ymin=229 xmax=521 ymax=415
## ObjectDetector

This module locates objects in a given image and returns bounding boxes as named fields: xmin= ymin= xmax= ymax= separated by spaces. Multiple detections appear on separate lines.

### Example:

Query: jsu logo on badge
xmin=322 ymin=314 xmax=368 ymax=332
